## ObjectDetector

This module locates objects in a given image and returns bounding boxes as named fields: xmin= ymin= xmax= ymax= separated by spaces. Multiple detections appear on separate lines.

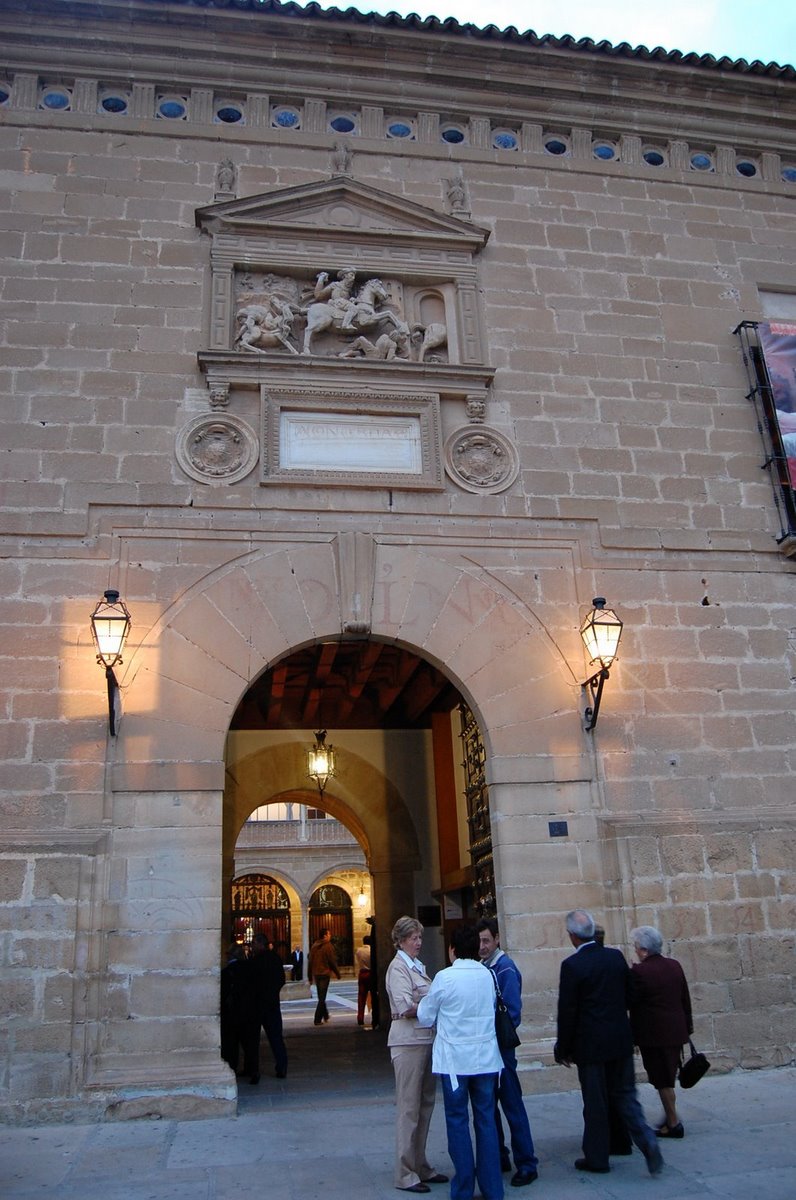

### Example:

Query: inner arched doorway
xmin=308 ymin=883 xmax=354 ymax=967
xmin=223 ymin=641 xmax=495 ymax=995
xmin=231 ymin=872 xmax=291 ymax=956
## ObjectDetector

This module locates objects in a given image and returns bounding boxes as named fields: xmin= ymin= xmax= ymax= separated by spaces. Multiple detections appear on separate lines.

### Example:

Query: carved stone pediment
xmin=195 ymin=177 xmax=491 ymax=251
xmin=188 ymin=176 xmax=510 ymax=492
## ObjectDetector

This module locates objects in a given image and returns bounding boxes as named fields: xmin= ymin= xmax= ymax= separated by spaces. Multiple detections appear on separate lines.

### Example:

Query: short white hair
xmin=630 ymin=925 xmax=663 ymax=955
xmin=566 ymin=909 xmax=595 ymax=939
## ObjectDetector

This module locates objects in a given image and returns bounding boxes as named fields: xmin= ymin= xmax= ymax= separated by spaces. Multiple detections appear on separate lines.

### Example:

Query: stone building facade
xmin=1 ymin=0 xmax=794 ymax=1123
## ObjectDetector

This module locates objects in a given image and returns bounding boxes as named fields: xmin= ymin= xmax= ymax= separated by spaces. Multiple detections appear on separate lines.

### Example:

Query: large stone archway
xmin=93 ymin=534 xmax=590 ymax=1117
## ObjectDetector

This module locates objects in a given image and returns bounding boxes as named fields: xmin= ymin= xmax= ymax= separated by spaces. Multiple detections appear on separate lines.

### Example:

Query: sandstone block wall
xmin=0 ymin=1 xmax=794 ymax=1121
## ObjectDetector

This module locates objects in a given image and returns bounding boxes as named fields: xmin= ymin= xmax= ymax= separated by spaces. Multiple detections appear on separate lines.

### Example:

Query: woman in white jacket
xmin=416 ymin=925 xmax=504 ymax=1200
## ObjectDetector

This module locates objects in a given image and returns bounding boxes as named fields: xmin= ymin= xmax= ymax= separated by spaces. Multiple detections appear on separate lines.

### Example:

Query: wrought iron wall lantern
xmin=579 ymin=597 xmax=623 ymax=731
xmin=89 ymin=589 xmax=132 ymax=736
xmin=307 ymin=729 xmax=336 ymax=796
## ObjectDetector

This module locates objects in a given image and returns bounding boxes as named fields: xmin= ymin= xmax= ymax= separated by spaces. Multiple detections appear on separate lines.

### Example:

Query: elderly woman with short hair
xmin=386 ymin=916 xmax=448 ymax=1194
xmin=629 ymin=925 xmax=694 ymax=1139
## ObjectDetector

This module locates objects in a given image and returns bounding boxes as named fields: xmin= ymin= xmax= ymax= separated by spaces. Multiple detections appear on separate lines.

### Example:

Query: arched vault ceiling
xmin=229 ymin=641 xmax=461 ymax=731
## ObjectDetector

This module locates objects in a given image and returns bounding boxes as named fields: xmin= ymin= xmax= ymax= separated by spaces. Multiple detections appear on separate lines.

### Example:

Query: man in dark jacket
xmin=308 ymin=927 xmax=340 ymax=1025
xmin=554 ymin=909 xmax=662 ymax=1176
xmin=244 ymin=933 xmax=287 ymax=1082
xmin=220 ymin=943 xmax=252 ymax=1073
xmin=477 ymin=918 xmax=539 ymax=1188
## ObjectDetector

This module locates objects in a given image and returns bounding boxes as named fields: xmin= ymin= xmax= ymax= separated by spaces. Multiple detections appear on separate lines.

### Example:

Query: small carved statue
xmin=216 ymin=159 xmax=236 ymax=193
xmin=332 ymin=141 xmax=352 ymax=175
xmin=446 ymin=173 xmax=468 ymax=214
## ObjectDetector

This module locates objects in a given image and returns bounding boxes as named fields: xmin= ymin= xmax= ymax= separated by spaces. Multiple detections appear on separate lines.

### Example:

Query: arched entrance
xmin=231 ymin=873 xmax=291 ymax=956
xmin=308 ymin=883 xmax=353 ymax=967
xmin=103 ymin=537 xmax=581 ymax=1117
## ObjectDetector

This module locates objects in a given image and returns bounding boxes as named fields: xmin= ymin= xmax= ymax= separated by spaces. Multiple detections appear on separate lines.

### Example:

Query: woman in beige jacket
xmin=386 ymin=916 xmax=449 ymax=1194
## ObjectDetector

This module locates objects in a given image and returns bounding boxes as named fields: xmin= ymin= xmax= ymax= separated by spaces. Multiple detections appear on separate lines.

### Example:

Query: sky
xmin=308 ymin=0 xmax=796 ymax=68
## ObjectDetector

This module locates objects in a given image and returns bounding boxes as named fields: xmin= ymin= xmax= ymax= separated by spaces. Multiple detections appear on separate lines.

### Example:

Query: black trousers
xmin=577 ymin=1055 xmax=655 ymax=1170
xmin=243 ymin=1002 xmax=288 ymax=1077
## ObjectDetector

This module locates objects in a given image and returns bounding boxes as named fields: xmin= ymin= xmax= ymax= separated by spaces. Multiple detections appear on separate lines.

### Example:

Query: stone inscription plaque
xmin=261 ymin=386 xmax=443 ymax=490
xmin=280 ymin=411 xmax=423 ymax=474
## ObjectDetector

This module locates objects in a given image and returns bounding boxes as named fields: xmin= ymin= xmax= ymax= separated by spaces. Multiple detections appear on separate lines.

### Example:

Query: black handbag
xmin=678 ymin=1039 xmax=710 ymax=1088
xmin=491 ymin=972 xmax=520 ymax=1051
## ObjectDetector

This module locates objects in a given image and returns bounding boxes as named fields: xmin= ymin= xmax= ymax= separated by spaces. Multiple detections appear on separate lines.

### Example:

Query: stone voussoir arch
xmin=114 ymin=538 xmax=578 ymax=779
xmin=225 ymin=746 xmax=420 ymax=874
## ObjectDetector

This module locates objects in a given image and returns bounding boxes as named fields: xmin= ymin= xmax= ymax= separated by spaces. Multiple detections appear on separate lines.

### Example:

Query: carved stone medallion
xmin=176 ymin=414 xmax=258 ymax=484
xmin=444 ymin=424 xmax=519 ymax=494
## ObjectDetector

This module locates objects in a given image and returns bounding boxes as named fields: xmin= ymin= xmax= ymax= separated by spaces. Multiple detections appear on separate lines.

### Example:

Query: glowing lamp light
xmin=89 ymin=589 xmax=132 ymax=736
xmin=579 ymin=598 xmax=624 ymax=731
xmin=307 ymin=729 xmax=335 ymax=796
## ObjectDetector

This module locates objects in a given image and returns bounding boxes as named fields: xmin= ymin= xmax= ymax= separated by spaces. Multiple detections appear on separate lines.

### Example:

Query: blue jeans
xmin=496 ymin=1048 xmax=538 ymax=1172
xmin=441 ymin=1073 xmax=504 ymax=1200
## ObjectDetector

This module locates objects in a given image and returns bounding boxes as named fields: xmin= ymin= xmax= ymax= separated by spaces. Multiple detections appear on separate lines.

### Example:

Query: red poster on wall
xmin=758 ymin=322 xmax=796 ymax=489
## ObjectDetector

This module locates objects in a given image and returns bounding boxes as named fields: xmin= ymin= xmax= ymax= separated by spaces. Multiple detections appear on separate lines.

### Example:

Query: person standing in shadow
xmin=291 ymin=945 xmax=304 ymax=981
xmin=245 ymin=933 xmax=288 ymax=1082
xmin=220 ymin=943 xmax=251 ymax=1074
xmin=308 ymin=927 xmax=340 ymax=1025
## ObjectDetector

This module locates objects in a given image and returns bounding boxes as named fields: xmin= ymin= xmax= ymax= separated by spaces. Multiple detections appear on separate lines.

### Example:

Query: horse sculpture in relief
xmin=302 ymin=271 xmax=410 ymax=354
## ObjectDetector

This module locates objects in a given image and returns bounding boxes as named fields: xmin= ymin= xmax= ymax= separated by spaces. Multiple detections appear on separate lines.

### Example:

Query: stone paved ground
xmin=2 ymin=989 xmax=794 ymax=1199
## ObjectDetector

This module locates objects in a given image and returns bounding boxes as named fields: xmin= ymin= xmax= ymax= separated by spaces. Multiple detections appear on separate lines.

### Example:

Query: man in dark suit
xmin=244 ymin=933 xmax=288 ymax=1082
xmin=290 ymin=946 xmax=303 ymax=981
xmin=554 ymin=909 xmax=663 ymax=1176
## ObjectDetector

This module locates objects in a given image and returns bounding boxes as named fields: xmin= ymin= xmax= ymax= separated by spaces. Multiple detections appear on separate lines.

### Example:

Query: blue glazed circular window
xmin=643 ymin=149 xmax=665 ymax=166
xmin=493 ymin=131 xmax=518 ymax=150
xmin=593 ymin=143 xmax=616 ymax=160
xmin=158 ymin=98 xmax=186 ymax=119
xmin=441 ymin=126 xmax=465 ymax=144
xmin=387 ymin=121 xmax=413 ymax=138
xmin=273 ymin=107 xmax=300 ymax=128
xmin=216 ymin=105 xmax=243 ymax=124
xmin=330 ymin=115 xmax=356 ymax=134
xmin=545 ymin=138 xmax=568 ymax=156
xmin=690 ymin=153 xmax=713 ymax=171
xmin=41 ymin=89 xmax=70 ymax=111
xmin=736 ymin=160 xmax=757 ymax=177
xmin=783 ymin=166 xmax=796 ymax=183
xmin=101 ymin=95 xmax=128 ymax=114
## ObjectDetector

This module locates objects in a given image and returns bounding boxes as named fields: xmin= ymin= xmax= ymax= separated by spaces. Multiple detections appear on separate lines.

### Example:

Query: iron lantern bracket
xmin=581 ymin=665 xmax=610 ymax=732
xmin=105 ymin=665 xmax=121 ymax=736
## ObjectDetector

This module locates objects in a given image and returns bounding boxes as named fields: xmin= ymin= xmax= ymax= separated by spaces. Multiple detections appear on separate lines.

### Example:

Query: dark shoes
xmin=644 ymin=1145 xmax=664 ymax=1176
xmin=510 ymin=1168 xmax=538 ymax=1187
xmin=275 ymin=1069 xmax=287 ymax=1079
xmin=575 ymin=1158 xmax=610 ymax=1174
xmin=398 ymin=1186 xmax=430 ymax=1194
xmin=656 ymin=1122 xmax=684 ymax=1138
xmin=423 ymin=1176 xmax=449 ymax=1185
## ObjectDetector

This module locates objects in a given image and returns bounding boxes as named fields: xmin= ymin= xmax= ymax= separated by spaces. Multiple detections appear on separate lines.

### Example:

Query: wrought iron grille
xmin=734 ymin=320 xmax=796 ymax=548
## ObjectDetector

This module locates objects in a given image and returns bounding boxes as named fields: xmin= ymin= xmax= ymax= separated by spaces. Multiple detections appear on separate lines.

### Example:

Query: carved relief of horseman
xmin=302 ymin=270 xmax=410 ymax=354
